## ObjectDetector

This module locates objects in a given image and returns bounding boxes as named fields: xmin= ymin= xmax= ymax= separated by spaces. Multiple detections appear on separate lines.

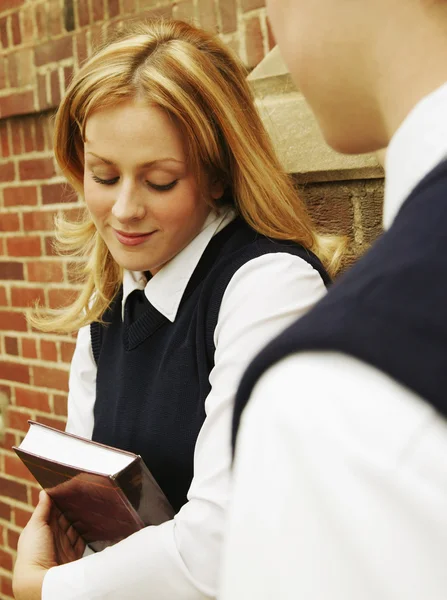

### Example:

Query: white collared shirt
xmin=42 ymin=209 xmax=327 ymax=599
xmin=219 ymin=83 xmax=447 ymax=600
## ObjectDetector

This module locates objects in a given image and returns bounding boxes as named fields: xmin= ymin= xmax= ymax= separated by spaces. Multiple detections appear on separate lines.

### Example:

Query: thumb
xmin=30 ymin=490 xmax=52 ymax=525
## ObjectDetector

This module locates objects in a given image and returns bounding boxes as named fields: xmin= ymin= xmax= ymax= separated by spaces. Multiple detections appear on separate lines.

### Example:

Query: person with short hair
xmin=12 ymin=19 xmax=341 ymax=600
xmin=221 ymin=2 xmax=447 ymax=599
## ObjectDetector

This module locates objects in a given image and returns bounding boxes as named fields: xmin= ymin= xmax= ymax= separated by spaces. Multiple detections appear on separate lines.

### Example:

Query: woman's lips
xmin=113 ymin=229 xmax=156 ymax=246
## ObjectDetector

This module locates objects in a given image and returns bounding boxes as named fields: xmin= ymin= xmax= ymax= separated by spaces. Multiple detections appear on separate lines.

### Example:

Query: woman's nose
xmin=111 ymin=181 xmax=146 ymax=222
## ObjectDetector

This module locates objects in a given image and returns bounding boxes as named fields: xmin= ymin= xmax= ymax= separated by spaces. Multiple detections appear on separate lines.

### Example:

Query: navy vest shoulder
xmin=232 ymin=160 xmax=447 ymax=451
xmin=90 ymin=218 xmax=330 ymax=511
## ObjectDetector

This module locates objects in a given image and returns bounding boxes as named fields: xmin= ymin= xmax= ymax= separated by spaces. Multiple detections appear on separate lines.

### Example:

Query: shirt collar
xmin=122 ymin=208 xmax=236 ymax=322
xmin=384 ymin=81 xmax=447 ymax=230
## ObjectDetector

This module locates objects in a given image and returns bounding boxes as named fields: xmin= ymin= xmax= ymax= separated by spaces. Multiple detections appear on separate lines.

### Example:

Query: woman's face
xmin=84 ymin=99 xmax=222 ymax=275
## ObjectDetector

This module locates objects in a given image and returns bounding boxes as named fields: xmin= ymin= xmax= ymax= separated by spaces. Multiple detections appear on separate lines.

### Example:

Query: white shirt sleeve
xmin=220 ymin=352 xmax=447 ymax=600
xmin=43 ymin=254 xmax=327 ymax=600
xmin=65 ymin=324 xmax=97 ymax=438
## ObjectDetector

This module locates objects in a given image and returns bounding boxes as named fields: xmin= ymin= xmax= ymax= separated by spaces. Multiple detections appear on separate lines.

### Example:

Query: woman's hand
xmin=13 ymin=490 xmax=85 ymax=600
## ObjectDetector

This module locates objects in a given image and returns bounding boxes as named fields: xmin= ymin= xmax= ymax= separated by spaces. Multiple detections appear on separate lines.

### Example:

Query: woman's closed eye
xmin=91 ymin=174 xmax=178 ymax=191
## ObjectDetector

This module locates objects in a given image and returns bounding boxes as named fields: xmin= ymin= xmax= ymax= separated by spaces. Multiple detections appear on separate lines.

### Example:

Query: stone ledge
xmin=248 ymin=46 xmax=384 ymax=183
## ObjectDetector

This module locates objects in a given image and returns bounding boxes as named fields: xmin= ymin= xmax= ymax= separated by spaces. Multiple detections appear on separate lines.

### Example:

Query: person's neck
xmin=374 ymin=14 xmax=447 ymax=146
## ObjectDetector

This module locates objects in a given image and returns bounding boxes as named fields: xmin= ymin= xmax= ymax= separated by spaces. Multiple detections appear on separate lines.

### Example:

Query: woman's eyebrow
xmin=85 ymin=151 xmax=184 ymax=168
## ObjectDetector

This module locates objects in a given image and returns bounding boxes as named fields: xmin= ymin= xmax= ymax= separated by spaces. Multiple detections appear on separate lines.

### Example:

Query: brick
xmin=4 ymin=185 xmax=38 ymax=207
xmin=11 ymin=12 xmax=21 ymax=46
xmin=50 ymin=69 xmax=61 ymax=106
xmin=15 ymin=51 xmax=36 ymax=90
xmin=5 ymin=454 xmax=35 ymax=483
xmin=35 ymin=415 xmax=66 ymax=430
xmin=90 ymin=23 xmax=104 ymax=51
xmin=173 ymin=0 xmax=194 ymax=20
xmin=75 ymin=30 xmax=88 ymax=67
xmin=49 ymin=0 xmax=63 ymax=37
xmin=27 ymin=261 xmax=64 ymax=283
xmin=139 ymin=0 xmax=159 ymax=8
xmin=21 ymin=337 xmax=38 ymax=359
xmin=122 ymin=0 xmax=137 ymax=14
xmin=37 ymin=72 xmax=49 ymax=111
xmin=220 ymin=0 xmax=237 ymax=33
xmin=35 ymin=2 xmax=48 ymax=40
xmin=7 ymin=528 xmax=20 ymax=551
xmin=41 ymin=339 xmax=58 ymax=361
xmin=8 ymin=408 xmax=32 ymax=431
xmin=10 ymin=120 xmax=22 ymax=154
xmin=11 ymin=287 xmax=45 ymax=307
xmin=21 ymin=6 xmax=35 ymax=43
xmin=5 ymin=336 xmax=18 ymax=355
xmin=14 ymin=506 xmax=32 ymax=528
xmin=77 ymin=0 xmax=91 ymax=27
xmin=23 ymin=210 xmax=56 ymax=231
xmin=16 ymin=387 xmax=50 ymax=411
xmin=33 ymin=366 xmax=69 ymax=391
xmin=53 ymin=393 xmax=67 ymax=416
xmin=7 ymin=51 xmax=19 ymax=88
xmin=241 ymin=0 xmax=265 ymax=10
xmin=35 ymin=118 xmax=45 ymax=151
xmin=0 ymin=310 xmax=27 ymax=331
xmin=92 ymin=0 xmax=105 ymax=22
xmin=42 ymin=182 xmax=76 ymax=204
xmin=0 ymin=122 xmax=9 ymax=159
xmin=198 ymin=0 xmax=216 ymax=31
xmin=0 ymin=501 xmax=11 ymax=521
xmin=0 ymin=574 xmax=13 ymax=598
xmin=0 ymin=262 xmax=23 ymax=280
xmin=0 ymin=361 xmax=29 ymax=383
xmin=64 ymin=65 xmax=74 ymax=91
xmin=0 ymin=213 xmax=20 ymax=232
xmin=6 ymin=236 xmax=41 ymax=257
xmin=44 ymin=235 xmax=57 ymax=256
xmin=64 ymin=0 xmax=75 ymax=32
xmin=0 ymin=91 xmax=35 ymax=119
xmin=0 ymin=57 xmax=5 ymax=95
xmin=0 ymin=18 xmax=8 ymax=50
xmin=0 ymin=432 xmax=16 ymax=451
xmin=34 ymin=36 xmax=73 ymax=67
xmin=245 ymin=16 xmax=264 ymax=68
xmin=22 ymin=116 xmax=35 ymax=153
xmin=108 ymin=0 xmax=120 ymax=18
xmin=0 ymin=476 xmax=28 ymax=502
xmin=1 ymin=0 xmax=25 ymax=9
xmin=0 ymin=287 xmax=7 ymax=305
xmin=60 ymin=340 xmax=75 ymax=362
xmin=19 ymin=157 xmax=55 ymax=181
xmin=30 ymin=486 xmax=40 ymax=506
xmin=0 ymin=162 xmax=15 ymax=183
xmin=48 ymin=288 xmax=78 ymax=309
xmin=0 ymin=548 xmax=13 ymax=571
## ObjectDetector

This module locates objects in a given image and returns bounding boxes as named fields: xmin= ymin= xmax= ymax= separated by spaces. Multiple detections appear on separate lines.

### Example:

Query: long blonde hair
xmin=33 ymin=19 xmax=343 ymax=333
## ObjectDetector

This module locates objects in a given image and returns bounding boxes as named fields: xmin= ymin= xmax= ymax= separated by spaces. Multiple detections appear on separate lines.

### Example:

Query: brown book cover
xmin=13 ymin=421 xmax=175 ymax=552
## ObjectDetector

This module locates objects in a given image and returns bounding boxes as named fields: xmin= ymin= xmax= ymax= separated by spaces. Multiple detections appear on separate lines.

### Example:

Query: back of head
xmin=266 ymin=0 xmax=447 ymax=154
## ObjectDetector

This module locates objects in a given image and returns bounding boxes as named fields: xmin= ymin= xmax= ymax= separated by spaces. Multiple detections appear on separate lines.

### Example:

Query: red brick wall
xmin=0 ymin=0 xmax=273 ymax=595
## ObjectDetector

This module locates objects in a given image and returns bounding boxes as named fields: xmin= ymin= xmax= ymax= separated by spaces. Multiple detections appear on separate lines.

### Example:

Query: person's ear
xmin=210 ymin=179 xmax=225 ymax=200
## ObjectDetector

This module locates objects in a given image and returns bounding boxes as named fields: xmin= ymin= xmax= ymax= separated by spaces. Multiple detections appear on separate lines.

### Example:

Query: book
xmin=13 ymin=420 xmax=175 ymax=552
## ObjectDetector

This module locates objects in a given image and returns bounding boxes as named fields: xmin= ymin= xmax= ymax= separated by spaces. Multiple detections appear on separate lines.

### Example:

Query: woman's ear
xmin=210 ymin=179 xmax=225 ymax=200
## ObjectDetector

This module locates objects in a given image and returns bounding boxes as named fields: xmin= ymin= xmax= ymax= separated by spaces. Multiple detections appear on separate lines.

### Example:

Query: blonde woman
xmin=13 ymin=19 xmax=340 ymax=600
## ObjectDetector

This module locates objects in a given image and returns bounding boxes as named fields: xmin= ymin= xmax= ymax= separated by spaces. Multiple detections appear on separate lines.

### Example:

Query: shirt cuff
xmin=42 ymin=520 xmax=212 ymax=600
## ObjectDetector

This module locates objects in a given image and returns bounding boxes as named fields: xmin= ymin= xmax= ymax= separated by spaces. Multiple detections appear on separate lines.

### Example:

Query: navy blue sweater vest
xmin=232 ymin=160 xmax=447 ymax=451
xmin=90 ymin=218 xmax=330 ymax=511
